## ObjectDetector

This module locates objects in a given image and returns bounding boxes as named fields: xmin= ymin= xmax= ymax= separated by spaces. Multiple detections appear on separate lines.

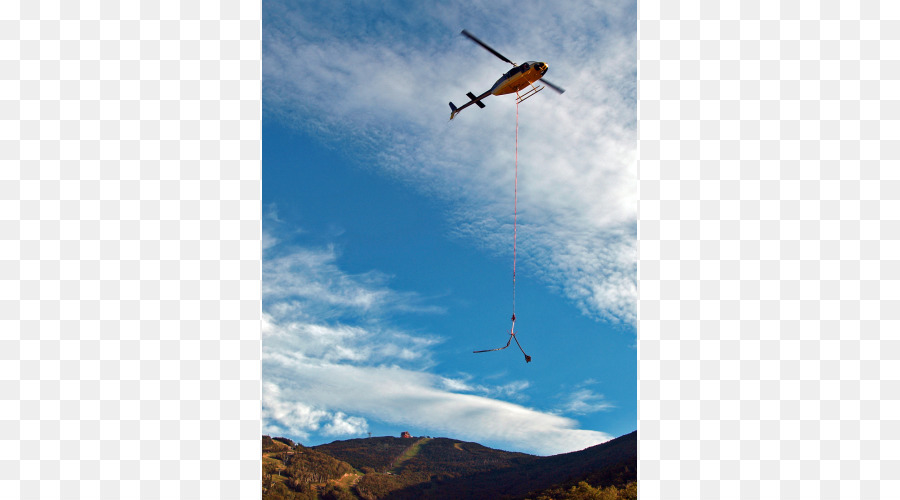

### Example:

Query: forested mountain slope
xmin=262 ymin=431 xmax=637 ymax=500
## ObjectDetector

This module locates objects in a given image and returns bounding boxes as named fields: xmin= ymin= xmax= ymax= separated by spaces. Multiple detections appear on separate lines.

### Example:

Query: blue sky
xmin=261 ymin=0 xmax=636 ymax=456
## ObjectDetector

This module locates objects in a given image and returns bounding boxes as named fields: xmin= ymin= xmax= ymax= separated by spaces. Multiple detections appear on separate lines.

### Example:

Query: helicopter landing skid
xmin=516 ymin=84 xmax=544 ymax=104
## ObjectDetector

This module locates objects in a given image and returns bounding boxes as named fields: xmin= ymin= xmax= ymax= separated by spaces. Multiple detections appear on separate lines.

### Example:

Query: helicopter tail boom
xmin=449 ymin=90 xmax=491 ymax=120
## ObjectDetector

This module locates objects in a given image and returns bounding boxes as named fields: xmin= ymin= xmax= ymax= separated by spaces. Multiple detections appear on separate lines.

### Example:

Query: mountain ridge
xmin=262 ymin=430 xmax=636 ymax=500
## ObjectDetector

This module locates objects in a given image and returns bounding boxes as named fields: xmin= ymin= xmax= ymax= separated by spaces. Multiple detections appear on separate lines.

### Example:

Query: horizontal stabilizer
xmin=466 ymin=92 xmax=486 ymax=108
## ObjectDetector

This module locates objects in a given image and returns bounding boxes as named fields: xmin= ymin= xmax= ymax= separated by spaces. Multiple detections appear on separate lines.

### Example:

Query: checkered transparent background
xmin=639 ymin=1 xmax=898 ymax=499
xmin=1 ymin=1 xmax=260 ymax=499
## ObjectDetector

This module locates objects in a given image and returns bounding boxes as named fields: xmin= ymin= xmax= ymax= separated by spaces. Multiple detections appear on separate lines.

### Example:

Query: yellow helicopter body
xmin=450 ymin=31 xmax=563 ymax=120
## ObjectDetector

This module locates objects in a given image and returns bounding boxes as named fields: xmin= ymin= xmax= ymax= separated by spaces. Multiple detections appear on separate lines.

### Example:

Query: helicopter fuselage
xmin=450 ymin=30 xmax=564 ymax=119
xmin=490 ymin=61 xmax=549 ymax=95
xmin=449 ymin=61 xmax=550 ymax=119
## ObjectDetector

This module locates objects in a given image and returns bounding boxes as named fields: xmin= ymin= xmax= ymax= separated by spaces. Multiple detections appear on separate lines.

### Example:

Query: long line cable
xmin=513 ymin=99 xmax=518 ymax=318
xmin=473 ymin=97 xmax=530 ymax=363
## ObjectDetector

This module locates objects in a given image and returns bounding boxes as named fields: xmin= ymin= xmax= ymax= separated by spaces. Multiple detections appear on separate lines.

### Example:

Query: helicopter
xmin=449 ymin=30 xmax=565 ymax=120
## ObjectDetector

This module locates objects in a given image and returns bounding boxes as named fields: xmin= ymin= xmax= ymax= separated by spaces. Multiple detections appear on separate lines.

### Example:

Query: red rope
xmin=473 ymin=98 xmax=531 ymax=362
xmin=513 ymin=99 xmax=518 ymax=318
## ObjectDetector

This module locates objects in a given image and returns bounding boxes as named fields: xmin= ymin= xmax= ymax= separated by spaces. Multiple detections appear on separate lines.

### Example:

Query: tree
xmin=263 ymin=481 xmax=294 ymax=500
xmin=321 ymin=484 xmax=356 ymax=500
xmin=263 ymin=461 xmax=277 ymax=494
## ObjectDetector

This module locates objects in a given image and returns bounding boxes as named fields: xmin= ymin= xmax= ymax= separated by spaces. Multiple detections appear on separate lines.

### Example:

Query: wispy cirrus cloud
xmin=439 ymin=374 xmax=531 ymax=402
xmin=558 ymin=388 xmax=614 ymax=415
xmin=262 ymin=310 xmax=440 ymax=367
xmin=262 ymin=239 xmax=446 ymax=322
xmin=263 ymin=0 xmax=636 ymax=324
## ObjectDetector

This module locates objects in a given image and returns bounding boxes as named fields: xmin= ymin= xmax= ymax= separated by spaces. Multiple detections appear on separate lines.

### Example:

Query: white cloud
xmin=262 ymin=228 xmax=279 ymax=252
xmin=262 ymin=311 xmax=439 ymax=367
xmin=558 ymin=388 xmax=614 ymax=415
xmin=263 ymin=0 xmax=637 ymax=324
xmin=262 ymin=245 xmax=445 ymax=321
xmin=261 ymin=238 xmax=616 ymax=454
xmin=322 ymin=412 xmax=369 ymax=436
xmin=265 ymin=203 xmax=282 ymax=223
xmin=439 ymin=375 xmax=531 ymax=402
xmin=262 ymin=381 xmax=369 ymax=440
xmin=264 ymin=357 xmax=611 ymax=455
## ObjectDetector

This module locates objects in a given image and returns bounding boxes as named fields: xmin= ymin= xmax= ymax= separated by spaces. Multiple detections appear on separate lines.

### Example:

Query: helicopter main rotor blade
xmin=542 ymin=78 xmax=566 ymax=94
xmin=461 ymin=30 xmax=516 ymax=66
